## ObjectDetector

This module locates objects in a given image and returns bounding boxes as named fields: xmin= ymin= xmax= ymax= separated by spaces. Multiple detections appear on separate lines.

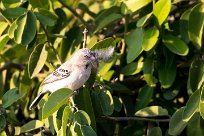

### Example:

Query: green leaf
xmin=95 ymin=6 xmax=120 ymax=24
xmin=2 ymin=88 xmax=20 ymax=108
xmin=1 ymin=0 xmax=20 ymax=8
xmin=199 ymin=87 xmax=204 ymax=119
xmin=0 ymin=21 xmax=8 ymax=36
xmin=189 ymin=58 xmax=204 ymax=92
xmin=0 ymin=115 xmax=6 ymax=132
xmin=94 ymin=13 xmax=122 ymax=33
xmin=187 ymin=112 xmax=203 ymax=136
xmin=14 ymin=11 xmax=37 ymax=46
xmin=168 ymin=107 xmax=188 ymax=135
xmin=120 ymin=61 xmax=143 ymax=76
xmin=158 ymin=50 xmax=176 ymax=88
xmin=91 ymin=37 xmax=114 ymax=50
xmin=142 ymin=27 xmax=159 ymax=51
xmin=74 ymin=110 xmax=91 ymax=126
xmin=188 ymin=3 xmax=204 ymax=49
xmin=135 ymin=106 xmax=168 ymax=117
xmin=143 ymin=55 xmax=157 ymax=87
xmin=163 ymin=34 xmax=189 ymax=56
xmin=125 ymin=28 xmax=143 ymax=63
xmin=34 ymin=9 xmax=58 ymax=26
xmin=98 ymin=89 xmax=114 ymax=116
xmin=1 ymin=8 xmax=27 ymax=18
xmin=20 ymin=120 xmax=44 ymax=133
xmin=8 ymin=20 xmax=18 ymax=39
xmin=28 ymin=0 xmax=49 ymax=9
xmin=42 ymin=88 xmax=73 ymax=119
xmin=137 ymin=12 xmax=152 ymax=27
xmin=182 ymin=89 xmax=200 ymax=122
xmin=0 ymin=34 xmax=9 ymax=52
xmin=153 ymin=0 xmax=171 ymax=25
xmin=121 ymin=0 xmax=152 ymax=14
xmin=148 ymin=127 xmax=162 ymax=136
xmin=80 ymin=125 xmax=97 ymax=136
xmin=113 ymin=96 xmax=122 ymax=112
xmin=135 ymin=85 xmax=154 ymax=111
xmin=74 ymin=87 xmax=96 ymax=130
xmin=180 ymin=9 xmax=191 ymax=43
xmin=28 ymin=43 xmax=48 ymax=78
xmin=57 ymin=106 xmax=72 ymax=136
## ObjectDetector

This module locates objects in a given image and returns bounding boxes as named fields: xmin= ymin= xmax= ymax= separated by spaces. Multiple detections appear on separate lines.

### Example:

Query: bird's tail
xmin=29 ymin=91 xmax=47 ymax=110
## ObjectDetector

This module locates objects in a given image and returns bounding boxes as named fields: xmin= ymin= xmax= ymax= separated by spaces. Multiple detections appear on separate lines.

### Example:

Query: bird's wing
xmin=42 ymin=64 xmax=72 ymax=85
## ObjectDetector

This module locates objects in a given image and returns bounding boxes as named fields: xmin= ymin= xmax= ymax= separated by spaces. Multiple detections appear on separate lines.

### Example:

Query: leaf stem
xmin=58 ymin=0 xmax=89 ymax=28
xmin=40 ymin=23 xmax=62 ymax=64
xmin=101 ymin=116 xmax=170 ymax=122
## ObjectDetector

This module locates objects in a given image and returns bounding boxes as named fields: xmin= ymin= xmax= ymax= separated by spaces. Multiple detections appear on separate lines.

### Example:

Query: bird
xmin=29 ymin=48 xmax=97 ymax=110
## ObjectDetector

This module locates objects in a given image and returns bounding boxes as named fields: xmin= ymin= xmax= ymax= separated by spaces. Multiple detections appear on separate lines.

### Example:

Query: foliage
xmin=0 ymin=0 xmax=204 ymax=135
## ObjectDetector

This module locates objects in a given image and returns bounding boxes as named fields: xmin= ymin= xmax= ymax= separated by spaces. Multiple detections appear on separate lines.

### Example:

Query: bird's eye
xmin=84 ymin=55 xmax=90 ymax=58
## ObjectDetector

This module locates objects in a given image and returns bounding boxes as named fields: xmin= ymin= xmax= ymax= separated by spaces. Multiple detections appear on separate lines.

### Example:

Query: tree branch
xmin=100 ymin=116 xmax=170 ymax=122
xmin=0 ymin=62 xmax=25 ymax=72
xmin=58 ymin=0 xmax=89 ymax=28
xmin=40 ymin=23 xmax=62 ymax=64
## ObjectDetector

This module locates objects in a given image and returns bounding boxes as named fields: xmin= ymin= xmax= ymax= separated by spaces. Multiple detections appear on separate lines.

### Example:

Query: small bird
xmin=29 ymin=48 xmax=97 ymax=110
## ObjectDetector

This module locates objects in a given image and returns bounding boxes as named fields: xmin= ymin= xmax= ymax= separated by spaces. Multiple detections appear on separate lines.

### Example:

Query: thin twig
xmin=101 ymin=116 xmax=170 ymax=122
xmin=58 ymin=0 xmax=89 ymax=28
xmin=83 ymin=28 xmax=88 ymax=48
xmin=0 ymin=62 xmax=25 ymax=72
xmin=40 ymin=23 xmax=62 ymax=65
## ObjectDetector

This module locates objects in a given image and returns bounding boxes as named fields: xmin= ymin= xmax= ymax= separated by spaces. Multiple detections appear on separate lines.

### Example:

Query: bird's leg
xmin=70 ymin=95 xmax=78 ymax=111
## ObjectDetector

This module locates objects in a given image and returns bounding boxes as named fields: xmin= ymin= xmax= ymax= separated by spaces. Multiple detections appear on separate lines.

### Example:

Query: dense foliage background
xmin=1 ymin=0 xmax=204 ymax=135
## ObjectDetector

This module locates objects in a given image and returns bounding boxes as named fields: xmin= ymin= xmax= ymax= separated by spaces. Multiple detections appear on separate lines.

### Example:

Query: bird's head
xmin=73 ymin=48 xmax=97 ymax=67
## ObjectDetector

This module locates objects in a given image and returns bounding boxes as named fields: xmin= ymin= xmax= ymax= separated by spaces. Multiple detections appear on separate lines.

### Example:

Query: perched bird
xmin=29 ymin=48 xmax=97 ymax=110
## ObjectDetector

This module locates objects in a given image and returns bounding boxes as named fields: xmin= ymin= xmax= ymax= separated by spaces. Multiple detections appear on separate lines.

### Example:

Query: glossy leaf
xmin=1 ymin=0 xmax=20 ymax=8
xmin=125 ymin=28 xmax=143 ymax=63
xmin=163 ymin=34 xmax=189 ymax=56
xmin=34 ymin=9 xmax=58 ymax=26
xmin=168 ymin=107 xmax=188 ymax=135
xmin=180 ymin=9 xmax=191 ymax=43
xmin=74 ymin=87 xmax=96 ymax=130
xmin=57 ymin=106 xmax=72 ymax=136
xmin=137 ymin=12 xmax=152 ymax=27
xmin=2 ymin=88 xmax=20 ymax=108
xmin=74 ymin=110 xmax=91 ymax=126
xmin=113 ymin=96 xmax=122 ymax=112
xmin=98 ymin=89 xmax=114 ymax=116
xmin=42 ymin=88 xmax=73 ymax=119
xmin=142 ymin=27 xmax=159 ymax=51
xmin=0 ymin=34 xmax=9 ymax=52
xmin=91 ymin=37 xmax=114 ymax=50
xmin=94 ymin=13 xmax=122 ymax=33
xmin=182 ymin=89 xmax=200 ymax=122
xmin=0 ymin=21 xmax=8 ymax=36
xmin=80 ymin=125 xmax=97 ymax=136
xmin=1 ymin=8 xmax=27 ymax=18
xmin=188 ymin=3 xmax=204 ymax=49
xmin=199 ymin=87 xmax=204 ymax=119
xmin=135 ymin=106 xmax=168 ymax=117
xmin=158 ymin=50 xmax=176 ymax=88
xmin=14 ymin=11 xmax=37 ymax=46
xmin=20 ymin=120 xmax=43 ymax=133
xmin=28 ymin=43 xmax=48 ymax=78
xmin=120 ymin=61 xmax=143 ymax=75
xmin=28 ymin=0 xmax=49 ymax=9
xmin=189 ymin=58 xmax=204 ymax=92
xmin=187 ymin=112 xmax=203 ymax=136
xmin=148 ymin=127 xmax=162 ymax=136
xmin=143 ymin=55 xmax=157 ymax=87
xmin=8 ymin=20 xmax=18 ymax=39
xmin=153 ymin=0 xmax=171 ymax=25
xmin=135 ymin=85 xmax=154 ymax=111
xmin=121 ymin=0 xmax=152 ymax=14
